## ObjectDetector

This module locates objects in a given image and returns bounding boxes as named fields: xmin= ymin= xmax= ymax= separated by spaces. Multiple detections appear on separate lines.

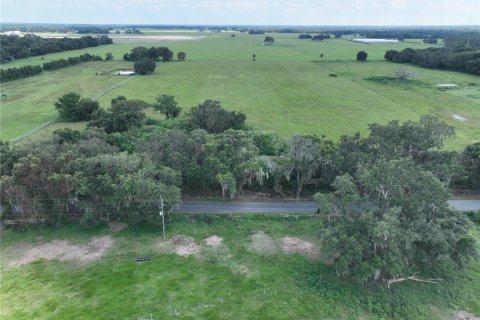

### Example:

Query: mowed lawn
xmin=1 ymin=216 xmax=479 ymax=320
xmin=1 ymin=32 xmax=479 ymax=149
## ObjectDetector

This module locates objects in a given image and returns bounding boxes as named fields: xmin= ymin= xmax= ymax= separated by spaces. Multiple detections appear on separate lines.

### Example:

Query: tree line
xmin=123 ymin=46 xmax=174 ymax=62
xmin=0 ymin=53 xmax=104 ymax=83
xmin=123 ymin=47 xmax=186 ymax=75
xmin=0 ymin=65 xmax=43 ymax=83
xmin=0 ymin=34 xmax=112 ymax=63
xmin=384 ymin=46 xmax=480 ymax=75
xmin=1 ymin=93 xmax=479 ymax=285
xmin=76 ymin=27 xmax=110 ymax=34
xmin=43 ymin=53 xmax=103 ymax=71
xmin=298 ymin=34 xmax=331 ymax=41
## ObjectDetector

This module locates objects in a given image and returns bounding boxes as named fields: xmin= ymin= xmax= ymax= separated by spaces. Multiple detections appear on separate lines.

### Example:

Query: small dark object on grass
xmin=135 ymin=256 xmax=152 ymax=262
xmin=329 ymin=72 xmax=338 ymax=77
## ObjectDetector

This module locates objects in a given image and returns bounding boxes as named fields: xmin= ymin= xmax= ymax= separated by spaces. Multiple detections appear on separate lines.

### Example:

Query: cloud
xmin=1 ymin=0 xmax=479 ymax=25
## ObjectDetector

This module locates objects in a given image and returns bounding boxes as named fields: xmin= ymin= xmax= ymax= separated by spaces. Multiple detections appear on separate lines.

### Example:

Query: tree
xmin=384 ymin=49 xmax=399 ymax=61
xmin=289 ymin=136 xmax=321 ymax=199
xmin=54 ymin=92 xmax=99 ymax=121
xmin=216 ymin=172 xmax=236 ymax=198
xmin=153 ymin=94 xmax=182 ymax=119
xmin=133 ymin=60 xmax=156 ymax=75
xmin=460 ymin=142 xmax=480 ymax=190
xmin=357 ymin=51 xmax=368 ymax=61
xmin=125 ymin=46 xmax=148 ymax=61
xmin=88 ymin=97 xmax=149 ymax=133
xmin=72 ymin=152 xmax=181 ymax=223
xmin=105 ymin=52 xmax=113 ymax=61
xmin=315 ymin=159 xmax=477 ymax=284
xmin=312 ymin=34 xmax=329 ymax=41
xmin=177 ymin=51 xmax=186 ymax=61
xmin=264 ymin=36 xmax=274 ymax=43
xmin=189 ymin=100 xmax=246 ymax=133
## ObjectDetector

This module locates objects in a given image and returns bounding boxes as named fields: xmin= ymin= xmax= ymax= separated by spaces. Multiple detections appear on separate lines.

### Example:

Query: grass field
xmin=1 ymin=31 xmax=479 ymax=149
xmin=1 ymin=215 xmax=479 ymax=320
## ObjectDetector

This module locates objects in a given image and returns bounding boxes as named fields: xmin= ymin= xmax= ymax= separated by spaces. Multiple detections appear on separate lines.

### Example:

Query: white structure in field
xmin=116 ymin=70 xmax=135 ymax=75
xmin=1 ymin=31 xmax=23 ymax=36
xmin=353 ymin=38 xmax=400 ymax=44
xmin=436 ymin=83 xmax=459 ymax=90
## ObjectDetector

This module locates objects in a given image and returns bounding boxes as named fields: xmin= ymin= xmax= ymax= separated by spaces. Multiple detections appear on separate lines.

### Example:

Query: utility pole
xmin=159 ymin=195 xmax=166 ymax=241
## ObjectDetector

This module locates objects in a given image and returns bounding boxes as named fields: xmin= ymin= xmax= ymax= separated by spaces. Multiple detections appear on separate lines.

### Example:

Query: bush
xmin=465 ymin=210 xmax=480 ymax=225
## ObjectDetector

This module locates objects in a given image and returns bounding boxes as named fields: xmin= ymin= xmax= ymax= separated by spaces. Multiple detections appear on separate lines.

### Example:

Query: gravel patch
xmin=170 ymin=235 xmax=200 ymax=257
xmin=452 ymin=311 xmax=480 ymax=320
xmin=250 ymin=231 xmax=277 ymax=255
xmin=109 ymin=222 xmax=127 ymax=233
xmin=205 ymin=235 xmax=223 ymax=247
xmin=8 ymin=236 xmax=114 ymax=267
xmin=281 ymin=237 xmax=319 ymax=258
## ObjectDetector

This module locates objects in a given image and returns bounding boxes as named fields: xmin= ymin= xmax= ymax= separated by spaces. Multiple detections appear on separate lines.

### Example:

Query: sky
xmin=1 ymin=0 xmax=479 ymax=26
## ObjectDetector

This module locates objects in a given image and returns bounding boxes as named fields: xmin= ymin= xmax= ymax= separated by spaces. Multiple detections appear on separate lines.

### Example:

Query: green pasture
xmin=1 ymin=31 xmax=478 ymax=149
xmin=1 ymin=215 xmax=479 ymax=319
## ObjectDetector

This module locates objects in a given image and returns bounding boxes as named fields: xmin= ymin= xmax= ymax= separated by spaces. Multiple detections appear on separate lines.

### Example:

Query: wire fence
xmin=0 ymin=198 xmax=166 ymax=225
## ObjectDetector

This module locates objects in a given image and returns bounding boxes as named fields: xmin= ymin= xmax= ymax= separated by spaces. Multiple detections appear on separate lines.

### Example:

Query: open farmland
xmin=1 ymin=31 xmax=479 ymax=149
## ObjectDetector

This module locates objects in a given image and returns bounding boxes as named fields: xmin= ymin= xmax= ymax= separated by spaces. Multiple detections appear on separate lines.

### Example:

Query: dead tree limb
xmin=385 ymin=273 xmax=442 ymax=288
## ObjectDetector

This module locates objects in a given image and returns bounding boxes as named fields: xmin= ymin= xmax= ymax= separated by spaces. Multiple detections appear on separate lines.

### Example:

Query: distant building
xmin=1 ymin=30 xmax=23 ymax=36
xmin=353 ymin=38 xmax=400 ymax=44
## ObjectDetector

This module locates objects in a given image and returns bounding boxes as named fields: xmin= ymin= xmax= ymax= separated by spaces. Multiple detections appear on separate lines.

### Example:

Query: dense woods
xmin=0 ymin=34 xmax=112 ymax=63
xmin=385 ymin=46 xmax=480 ymax=75
xmin=2 ymin=94 xmax=478 ymax=225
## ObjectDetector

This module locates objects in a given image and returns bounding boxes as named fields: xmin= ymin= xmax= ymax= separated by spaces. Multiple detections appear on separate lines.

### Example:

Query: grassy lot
xmin=1 ymin=215 xmax=479 ymax=319
xmin=1 ymin=31 xmax=478 ymax=149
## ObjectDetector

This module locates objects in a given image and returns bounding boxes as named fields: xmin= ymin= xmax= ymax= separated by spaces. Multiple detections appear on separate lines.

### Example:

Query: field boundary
xmin=10 ymin=75 xmax=139 ymax=144
xmin=9 ymin=120 xmax=56 ymax=143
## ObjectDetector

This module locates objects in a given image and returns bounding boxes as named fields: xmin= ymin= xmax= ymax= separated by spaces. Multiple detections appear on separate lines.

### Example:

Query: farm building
xmin=353 ymin=38 xmax=400 ymax=44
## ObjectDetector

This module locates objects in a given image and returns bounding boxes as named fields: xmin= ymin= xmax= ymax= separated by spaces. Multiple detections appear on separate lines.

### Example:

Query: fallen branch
xmin=385 ymin=273 xmax=442 ymax=288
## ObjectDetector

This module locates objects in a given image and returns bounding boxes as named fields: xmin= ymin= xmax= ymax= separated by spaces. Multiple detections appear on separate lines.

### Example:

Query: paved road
xmin=172 ymin=199 xmax=480 ymax=214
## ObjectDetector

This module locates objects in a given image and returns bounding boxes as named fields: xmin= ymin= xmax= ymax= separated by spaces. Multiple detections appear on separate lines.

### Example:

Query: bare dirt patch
xmin=280 ymin=237 xmax=319 ymax=258
xmin=250 ymin=231 xmax=278 ymax=255
xmin=8 ymin=236 xmax=114 ymax=267
xmin=452 ymin=311 xmax=480 ymax=320
xmin=170 ymin=235 xmax=200 ymax=257
xmin=205 ymin=235 xmax=223 ymax=247
xmin=109 ymin=222 xmax=127 ymax=233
